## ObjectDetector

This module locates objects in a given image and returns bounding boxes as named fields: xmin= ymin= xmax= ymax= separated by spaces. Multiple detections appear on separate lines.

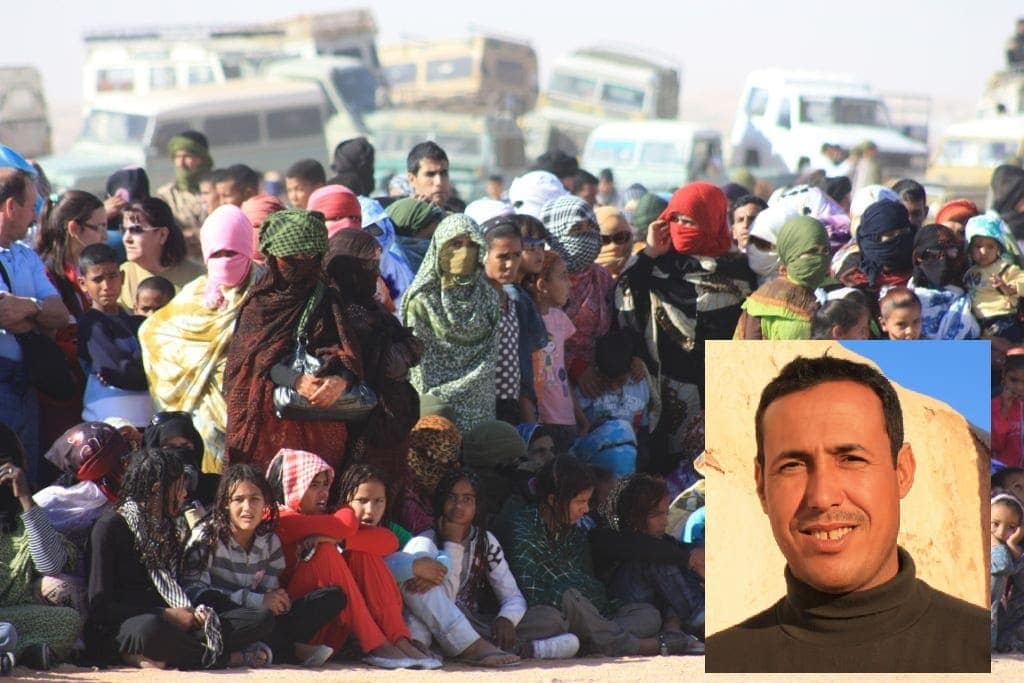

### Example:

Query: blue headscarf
xmin=359 ymin=196 xmax=414 ymax=310
xmin=0 ymin=144 xmax=44 ymax=215
xmin=570 ymin=419 xmax=637 ymax=478
xmin=965 ymin=211 xmax=1021 ymax=266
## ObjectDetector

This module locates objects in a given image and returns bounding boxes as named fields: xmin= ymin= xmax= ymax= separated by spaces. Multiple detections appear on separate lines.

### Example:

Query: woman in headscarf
xmin=359 ymin=196 xmax=414 ymax=310
xmin=935 ymin=199 xmax=979 ymax=245
xmin=142 ymin=411 xmax=219 ymax=505
xmin=540 ymin=196 xmax=615 ymax=382
xmin=992 ymin=164 xmax=1024 ymax=240
xmin=461 ymin=420 xmax=526 ymax=513
xmin=769 ymin=183 xmax=851 ymax=253
xmin=328 ymin=137 xmax=375 ymax=196
xmin=837 ymin=199 xmax=915 ymax=320
xmin=397 ymin=416 xmax=462 ymax=534
xmin=734 ymin=215 xmax=830 ymax=340
xmin=402 ymin=214 xmax=500 ymax=432
xmin=140 ymin=205 xmax=258 ymax=477
xmin=595 ymin=206 xmax=635 ymax=279
xmin=744 ymin=205 xmax=799 ymax=286
xmin=323 ymin=229 xmax=423 ymax=484
xmin=0 ymin=423 xmax=82 ymax=670
xmin=240 ymin=194 xmax=285 ymax=266
xmin=829 ymin=184 xmax=899 ymax=276
xmin=906 ymin=224 xmax=978 ymax=340
xmin=307 ymin=185 xmax=362 ymax=238
xmin=386 ymin=198 xmax=445 ymax=274
xmin=224 ymin=210 xmax=360 ymax=472
xmin=617 ymin=182 xmax=755 ymax=474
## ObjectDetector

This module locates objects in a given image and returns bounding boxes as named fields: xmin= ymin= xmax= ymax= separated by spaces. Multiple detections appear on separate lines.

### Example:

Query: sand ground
xmin=9 ymin=655 xmax=1024 ymax=681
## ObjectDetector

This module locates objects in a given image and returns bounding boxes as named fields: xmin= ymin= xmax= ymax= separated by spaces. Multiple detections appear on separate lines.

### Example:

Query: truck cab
xmin=730 ymin=69 xmax=928 ymax=179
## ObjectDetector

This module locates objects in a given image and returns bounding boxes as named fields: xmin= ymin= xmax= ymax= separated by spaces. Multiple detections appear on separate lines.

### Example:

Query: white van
xmin=925 ymin=114 xmax=1024 ymax=207
xmin=582 ymin=120 xmax=723 ymax=192
xmin=0 ymin=66 xmax=51 ymax=158
xmin=40 ymin=80 xmax=329 ymax=196
xmin=730 ymin=69 xmax=928 ymax=178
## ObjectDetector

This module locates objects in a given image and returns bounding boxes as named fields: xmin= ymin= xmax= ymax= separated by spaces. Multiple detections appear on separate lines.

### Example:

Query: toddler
xmin=878 ymin=286 xmax=922 ymax=340
xmin=963 ymin=213 xmax=1024 ymax=342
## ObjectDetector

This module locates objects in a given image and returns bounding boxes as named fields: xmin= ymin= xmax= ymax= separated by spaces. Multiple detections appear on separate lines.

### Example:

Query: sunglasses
xmin=601 ymin=232 xmax=631 ymax=246
xmin=916 ymin=247 xmax=960 ymax=262
xmin=124 ymin=224 xmax=164 ymax=236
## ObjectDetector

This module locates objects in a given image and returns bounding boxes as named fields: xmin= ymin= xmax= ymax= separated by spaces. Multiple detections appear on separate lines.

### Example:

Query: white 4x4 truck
xmin=730 ymin=69 xmax=928 ymax=179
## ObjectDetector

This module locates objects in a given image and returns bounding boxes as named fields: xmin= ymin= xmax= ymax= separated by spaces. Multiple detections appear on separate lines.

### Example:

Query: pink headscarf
xmin=267 ymin=448 xmax=334 ymax=512
xmin=307 ymin=184 xmax=361 ymax=237
xmin=200 ymin=204 xmax=254 ymax=309
xmin=241 ymin=194 xmax=286 ymax=265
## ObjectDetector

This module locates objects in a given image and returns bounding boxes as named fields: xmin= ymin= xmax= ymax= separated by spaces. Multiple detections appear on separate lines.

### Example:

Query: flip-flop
xmin=298 ymin=644 xmax=334 ymax=667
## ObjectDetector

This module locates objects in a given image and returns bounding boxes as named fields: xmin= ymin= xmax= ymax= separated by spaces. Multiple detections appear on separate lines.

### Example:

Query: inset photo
xmin=703 ymin=340 xmax=990 ymax=673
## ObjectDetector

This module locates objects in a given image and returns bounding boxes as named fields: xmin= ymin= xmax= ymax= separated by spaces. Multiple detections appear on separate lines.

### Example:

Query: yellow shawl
xmin=139 ymin=268 xmax=259 ymax=473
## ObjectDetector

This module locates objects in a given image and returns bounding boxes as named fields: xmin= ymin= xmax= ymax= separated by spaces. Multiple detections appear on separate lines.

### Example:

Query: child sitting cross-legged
xmin=401 ymin=469 xmax=580 ymax=666
xmin=265 ymin=449 xmax=439 ymax=670
xmin=183 ymin=464 xmax=346 ymax=666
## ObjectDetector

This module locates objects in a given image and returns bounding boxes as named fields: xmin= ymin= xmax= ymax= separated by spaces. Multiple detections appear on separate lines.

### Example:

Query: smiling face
xmin=348 ymin=480 xmax=387 ymax=526
xmin=228 ymin=480 xmax=266 ymax=535
xmin=755 ymin=381 xmax=915 ymax=594
xmin=299 ymin=470 xmax=332 ymax=515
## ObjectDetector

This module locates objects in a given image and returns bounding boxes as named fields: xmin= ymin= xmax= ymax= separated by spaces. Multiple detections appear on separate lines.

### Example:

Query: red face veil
xmin=658 ymin=182 xmax=732 ymax=257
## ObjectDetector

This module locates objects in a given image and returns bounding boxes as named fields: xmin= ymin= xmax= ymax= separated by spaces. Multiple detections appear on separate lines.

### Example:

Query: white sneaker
xmin=529 ymin=633 xmax=580 ymax=659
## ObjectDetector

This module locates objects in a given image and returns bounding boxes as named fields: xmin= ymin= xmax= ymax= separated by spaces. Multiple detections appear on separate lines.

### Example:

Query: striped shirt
xmin=183 ymin=522 xmax=285 ymax=609
xmin=22 ymin=504 xmax=70 ymax=575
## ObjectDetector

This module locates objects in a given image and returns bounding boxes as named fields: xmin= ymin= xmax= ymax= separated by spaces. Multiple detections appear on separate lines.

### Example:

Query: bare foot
xmin=395 ymin=637 xmax=431 ymax=659
xmin=459 ymin=637 xmax=519 ymax=668
xmin=122 ymin=654 xmax=166 ymax=669
xmin=369 ymin=642 xmax=407 ymax=660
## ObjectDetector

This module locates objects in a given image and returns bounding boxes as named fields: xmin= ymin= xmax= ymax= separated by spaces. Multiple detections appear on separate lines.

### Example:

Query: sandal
xmin=657 ymin=631 xmax=705 ymax=656
xmin=458 ymin=648 xmax=520 ymax=668
xmin=241 ymin=641 xmax=273 ymax=668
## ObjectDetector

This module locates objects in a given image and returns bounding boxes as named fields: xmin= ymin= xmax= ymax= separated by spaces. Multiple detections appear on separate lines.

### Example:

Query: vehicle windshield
xmin=937 ymin=138 xmax=1019 ymax=166
xmin=332 ymin=66 xmax=377 ymax=115
xmin=588 ymin=139 xmax=637 ymax=165
xmin=80 ymin=110 xmax=148 ymax=145
xmin=601 ymin=83 xmax=646 ymax=112
xmin=798 ymin=96 xmax=891 ymax=127
xmin=549 ymin=72 xmax=597 ymax=101
xmin=639 ymin=141 xmax=685 ymax=166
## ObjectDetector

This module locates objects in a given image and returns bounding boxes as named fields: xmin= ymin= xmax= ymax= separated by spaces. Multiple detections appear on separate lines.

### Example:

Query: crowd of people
xmin=0 ymin=121 xmax=1022 ymax=671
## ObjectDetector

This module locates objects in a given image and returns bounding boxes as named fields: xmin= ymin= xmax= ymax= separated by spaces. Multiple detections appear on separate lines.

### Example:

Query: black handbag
xmin=272 ymin=283 xmax=378 ymax=422
xmin=0 ymin=260 xmax=75 ymax=401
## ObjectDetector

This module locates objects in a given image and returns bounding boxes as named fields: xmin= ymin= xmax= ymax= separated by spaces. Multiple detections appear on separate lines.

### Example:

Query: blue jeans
xmin=0 ymin=358 xmax=39 ymax=482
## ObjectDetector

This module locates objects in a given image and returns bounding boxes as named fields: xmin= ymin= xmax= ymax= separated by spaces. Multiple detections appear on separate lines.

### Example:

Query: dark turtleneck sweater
xmin=705 ymin=547 xmax=989 ymax=673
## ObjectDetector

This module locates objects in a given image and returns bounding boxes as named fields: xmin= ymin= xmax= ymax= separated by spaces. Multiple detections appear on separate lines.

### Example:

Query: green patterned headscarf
xmin=259 ymin=209 xmax=329 ymax=258
xmin=167 ymin=135 xmax=213 ymax=193
xmin=386 ymin=198 xmax=444 ymax=237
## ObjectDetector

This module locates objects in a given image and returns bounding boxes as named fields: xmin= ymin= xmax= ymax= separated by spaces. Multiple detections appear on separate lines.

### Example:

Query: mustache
xmin=795 ymin=511 xmax=867 ymax=530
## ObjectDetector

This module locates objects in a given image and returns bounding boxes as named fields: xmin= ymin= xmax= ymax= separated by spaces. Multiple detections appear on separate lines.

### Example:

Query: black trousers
xmin=115 ymin=606 xmax=273 ymax=669
xmin=268 ymin=586 xmax=347 ymax=662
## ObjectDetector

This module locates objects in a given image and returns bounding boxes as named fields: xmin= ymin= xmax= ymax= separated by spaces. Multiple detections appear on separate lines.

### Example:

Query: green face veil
xmin=776 ymin=216 xmax=830 ymax=289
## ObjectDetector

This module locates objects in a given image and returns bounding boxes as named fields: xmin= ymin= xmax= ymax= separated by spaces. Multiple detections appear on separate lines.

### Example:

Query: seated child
xmin=77 ymin=244 xmax=152 ymax=426
xmin=506 ymin=455 xmax=699 ymax=657
xmin=593 ymin=473 xmax=705 ymax=639
xmin=878 ymin=286 xmax=922 ymax=340
xmin=994 ymin=354 xmax=1024 ymax=468
xmin=992 ymin=494 xmax=1024 ymax=651
xmin=811 ymin=294 xmax=871 ymax=340
xmin=265 ymin=449 xmax=436 ymax=670
xmin=963 ymin=213 xmax=1024 ymax=342
xmin=134 ymin=276 xmax=174 ymax=317
xmin=574 ymin=330 xmax=651 ymax=466
xmin=401 ymin=469 xmax=579 ymax=665
xmin=184 ymin=464 xmax=345 ymax=666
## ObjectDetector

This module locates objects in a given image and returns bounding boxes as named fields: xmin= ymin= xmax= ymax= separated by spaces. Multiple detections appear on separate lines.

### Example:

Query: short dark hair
xmin=993 ymin=467 xmax=1024 ymax=490
xmin=826 ymin=176 xmax=852 ymax=203
xmin=574 ymin=169 xmax=598 ymax=188
xmin=879 ymin=286 xmax=921 ymax=318
xmin=123 ymin=197 xmax=186 ymax=268
xmin=730 ymin=193 xmax=768 ymax=219
xmin=286 ymin=159 xmax=327 ymax=185
xmin=78 ymin=243 xmax=119 ymax=273
xmin=487 ymin=174 xmax=504 ymax=184
xmin=137 ymin=275 xmax=175 ymax=301
xmin=892 ymin=179 xmax=926 ymax=204
xmin=511 ymin=213 xmax=548 ymax=240
xmin=754 ymin=355 xmax=904 ymax=466
xmin=599 ymin=168 xmax=614 ymax=183
xmin=199 ymin=168 xmax=227 ymax=186
xmin=0 ymin=168 xmax=34 ymax=207
xmin=220 ymin=164 xmax=260 ymax=194
xmin=595 ymin=329 xmax=633 ymax=379
xmin=480 ymin=216 xmax=522 ymax=246
xmin=406 ymin=141 xmax=449 ymax=175
xmin=533 ymin=151 xmax=579 ymax=180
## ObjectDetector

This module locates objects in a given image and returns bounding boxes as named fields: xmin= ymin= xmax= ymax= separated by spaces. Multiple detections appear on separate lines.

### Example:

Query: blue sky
xmin=840 ymin=340 xmax=990 ymax=431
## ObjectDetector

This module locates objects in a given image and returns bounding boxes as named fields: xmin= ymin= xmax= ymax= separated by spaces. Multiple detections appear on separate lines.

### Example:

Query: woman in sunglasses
xmin=906 ymin=223 xmax=978 ymax=340
xmin=595 ymin=206 xmax=634 ymax=280
xmin=117 ymin=198 xmax=204 ymax=311
xmin=34 ymin=191 xmax=109 ymax=458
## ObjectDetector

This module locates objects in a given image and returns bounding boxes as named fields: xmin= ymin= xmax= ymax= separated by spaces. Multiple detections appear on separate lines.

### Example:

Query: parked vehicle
xmin=730 ymin=69 xmax=928 ymax=179
xmin=582 ymin=120 xmax=723 ymax=192
xmin=40 ymin=80 xmax=329 ymax=195
xmin=0 ymin=66 xmax=52 ymax=158
xmin=925 ymin=114 xmax=1024 ymax=208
